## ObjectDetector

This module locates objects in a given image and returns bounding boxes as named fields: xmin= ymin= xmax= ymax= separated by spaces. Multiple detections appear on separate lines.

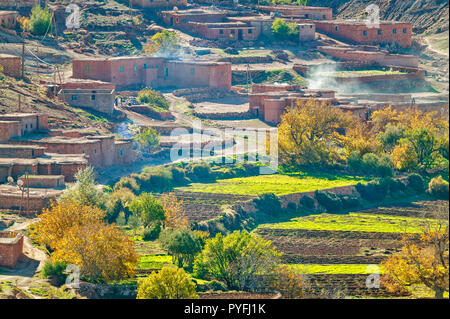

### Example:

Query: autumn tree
xmin=51 ymin=223 xmax=138 ymax=282
xmin=29 ymin=200 xmax=105 ymax=250
xmin=381 ymin=211 xmax=449 ymax=299
xmin=144 ymin=30 xmax=179 ymax=56
xmin=269 ymin=265 xmax=309 ymax=299
xmin=137 ymin=266 xmax=198 ymax=299
xmin=161 ymin=193 xmax=189 ymax=229
xmin=278 ymin=99 xmax=353 ymax=168
xmin=193 ymin=231 xmax=281 ymax=290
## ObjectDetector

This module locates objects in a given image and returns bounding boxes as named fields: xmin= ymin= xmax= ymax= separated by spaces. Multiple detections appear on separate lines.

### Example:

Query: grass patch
xmin=286 ymin=264 xmax=382 ymax=275
xmin=137 ymin=254 xmax=172 ymax=270
xmin=259 ymin=213 xmax=435 ymax=233
xmin=176 ymin=172 xmax=366 ymax=196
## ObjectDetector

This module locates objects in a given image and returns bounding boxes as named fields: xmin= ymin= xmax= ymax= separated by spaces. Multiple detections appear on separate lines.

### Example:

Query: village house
xmin=72 ymin=56 xmax=232 ymax=90
xmin=298 ymin=23 xmax=316 ymax=41
xmin=0 ymin=0 xmax=38 ymax=9
xmin=317 ymin=45 xmax=419 ymax=68
xmin=0 ymin=231 xmax=23 ymax=268
xmin=159 ymin=8 xmax=259 ymax=41
xmin=0 ymin=54 xmax=22 ymax=78
xmin=58 ymin=88 xmax=116 ymax=116
xmin=0 ymin=10 xmax=17 ymax=28
xmin=315 ymin=20 xmax=413 ymax=48
xmin=132 ymin=0 xmax=188 ymax=9
xmin=257 ymin=4 xmax=333 ymax=20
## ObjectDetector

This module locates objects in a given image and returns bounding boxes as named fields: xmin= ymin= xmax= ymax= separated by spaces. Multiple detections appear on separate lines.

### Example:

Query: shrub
xmin=209 ymin=280 xmax=228 ymax=292
xmin=376 ymin=154 xmax=394 ymax=178
xmin=170 ymin=166 xmax=189 ymax=185
xmin=315 ymin=191 xmax=343 ymax=212
xmin=356 ymin=180 xmax=389 ymax=202
xmin=137 ymin=266 xmax=198 ymax=299
xmin=159 ymin=228 xmax=202 ymax=269
xmin=114 ymin=176 xmax=140 ymax=194
xmin=186 ymin=162 xmax=215 ymax=182
xmin=254 ymin=193 xmax=282 ymax=217
xmin=287 ymin=202 xmax=297 ymax=212
xmin=271 ymin=18 xmax=299 ymax=41
xmin=29 ymin=5 xmax=52 ymax=36
xmin=137 ymin=88 xmax=170 ymax=109
xmin=427 ymin=176 xmax=449 ymax=200
xmin=340 ymin=195 xmax=361 ymax=210
xmin=42 ymin=261 xmax=67 ymax=286
xmin=361 ymin=153 xmax=380 ymax=174
xmin=299 ymin=195 xmax=315 ymax=210
xmin=347 ymin=151 xmax=363 ymax=173
xmin=143 ymin=222 xmax=162 ymax=241
xmin=387 ymin=178 xmax=407 ymax=194
xmin=407 ymin=173 xmax=425 ymax=194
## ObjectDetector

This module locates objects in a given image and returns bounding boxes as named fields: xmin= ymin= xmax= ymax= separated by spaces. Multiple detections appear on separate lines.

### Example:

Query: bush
xmin=356 ymin=180 xmax=389 ymax=202
xmin=170 ymin=166 xmax=189 ymax=185
xmin=137 ymin=88 xmax=170 ymax=109
xmin=387 ymin=178 xmax=407 ymax=194
xmin=299 ymin=195 xmax=315 ymax=210
xmin=29 ymin=5 xmax=52 ymax=36
xmin=143 ymin=222 xmax=162 ymax=241
xmin=287 ymin=202 xmax=297 ymax=212
xmin=42 ymin=261 xmax=67 ymax=285
xmin=114 ymin=177 xmax=140 ymax=194
xmin=209 ymin=280 xmax=228 ymax=292
xmin=186 ymin=162 xmax=215 ymax=182
xmin=340 ymin=195 xmax=361 ymax=210
xmin=254 ymin=193 xmax=282 ymax=217
xmin=347 ymin=151 xmax=363 ymax=173
xmin=428 ymin=176 xmax=449 ymax=200
xmin=271 ymin=18 xmax=299 ymax=41
xmin=407 ymin=173 xmax=425 ymax=194
xmin=315 ymin=191 xmax=343 ymax=212
xmin=376 ymin=154 xmax=394 ymax=178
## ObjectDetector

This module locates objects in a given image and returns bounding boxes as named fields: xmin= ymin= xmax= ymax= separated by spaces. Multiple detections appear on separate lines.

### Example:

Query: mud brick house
xmin=258 ymin=5 xmax=332 ymax=20
xmin=58 ymin=88 xmax=116 ymax=116
xmin=317 ymin=45 xmax=419 ymax=68
xmin=0 ymin=10 xmax=17 ymax=28
xmin=299 ymin=23 xmax=315 ymax=41
xmin=0 ymin=0 xmax=38 ymax=9
xmin=315 ymin=20 xmax=412 ymax=48
xmin=0 ymin=54 xmax=22 ymax=78
xmin=0 ymin=184 xmax=63 ymax=214
xmin=0 ymin=113 xmax=48 ymax=142
xmin=72 ymin=57 xmax=232 ymax=90
xmin=132 ymin=0 xmax=187 ymax=9
xmin=0 ymin=231 xmax=23 ymax=268
xmin=249 ymin=84 xmax=338 ymax=124
xmin=159 ymin=8 xmax=259 ymax=41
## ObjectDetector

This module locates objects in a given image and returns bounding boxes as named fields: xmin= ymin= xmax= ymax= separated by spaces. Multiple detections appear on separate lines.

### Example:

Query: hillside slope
xmin=311 ymin=0 xmax=449 ymax=34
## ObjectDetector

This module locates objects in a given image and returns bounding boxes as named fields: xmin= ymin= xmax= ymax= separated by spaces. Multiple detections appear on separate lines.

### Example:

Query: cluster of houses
xmin=0 ymin=1 xmax=440 ymax=269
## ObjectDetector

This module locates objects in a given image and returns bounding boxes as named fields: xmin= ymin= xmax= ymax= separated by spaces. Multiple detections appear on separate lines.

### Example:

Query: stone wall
xmin=0 ymin=54 xmax=21 ymax=78
xmin=0 ymin=10 xmax=18 ymax=28
xmin=17 ymin=175 xmax=65 ymax=188
xmin=0 ymin=231 xmax=23 ymax=268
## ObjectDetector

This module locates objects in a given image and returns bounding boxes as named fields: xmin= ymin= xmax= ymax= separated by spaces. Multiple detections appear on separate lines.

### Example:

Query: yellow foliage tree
xmin=51 ymin=223 xmax=138 ymax=282
xmin=342 ymin=122 xmax=380 ymax=158
xmin=161 ymin=193 xmax=189 ymax=229
xmin=29 ymin=200 xmax=105 ymax=250
xmin=269 ymin=265 xmax=309 ymax=299
xmin=391 ymin=142 xmax=418 ymax=171
xmin=137 ymin=266 xmax=198 ymax=299
xmin=278 ymin=99 xmax=353 ymax=168
xmin=381 ymin=219 xmax=449 ymax=299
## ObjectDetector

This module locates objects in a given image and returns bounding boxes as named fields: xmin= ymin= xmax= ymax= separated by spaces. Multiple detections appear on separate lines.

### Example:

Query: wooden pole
xmin=18 ymin=94 xmax=21 ymax=112
xmin=21 ymin=43 xmax=25 ymax=79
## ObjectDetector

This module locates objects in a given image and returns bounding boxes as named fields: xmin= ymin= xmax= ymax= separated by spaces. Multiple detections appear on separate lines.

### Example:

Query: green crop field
xmin=286 ymin=264 xmax=383 ymax=275
xmin=137 ymin=255 xmax=172 ymax=270
xmin=176 ymin=173 xmax=366 ymax=196
xmin=259 ymin=213 xmax=435 ymax=233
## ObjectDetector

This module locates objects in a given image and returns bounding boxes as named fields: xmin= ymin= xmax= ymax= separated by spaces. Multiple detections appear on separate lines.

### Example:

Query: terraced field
xmin=176 ymin=173 xmax=366 ymax=196
xmin=173 ymin=191 xmax=255 ymax=223
xmin=255 ymin=200 xmax=448 ymax=298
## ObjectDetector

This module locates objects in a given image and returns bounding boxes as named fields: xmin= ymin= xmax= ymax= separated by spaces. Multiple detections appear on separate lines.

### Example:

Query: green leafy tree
xmin=144 ymin=30 xmax=179 ymax=56
xmin=137 ymin=88 xmax=170 ymax=109
xmin=59 ymin=166 xmax=107 ymax=209
xmin=129 ymin=193 xmax=165 ymax=227
xmin=133 ymin=127 xmax=160 ymax=151
xmin=137 ymin=266 xmax=198 ymax=299
xmin=194 ymin=231 xmax=281 ymax=290
xmin=159 ymin=229 xmax=202 ymax=269
xmin=271 ymin=18 xmax=299 ymax=41
xmin=29 ymin=5 xmax=52 ymax=36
